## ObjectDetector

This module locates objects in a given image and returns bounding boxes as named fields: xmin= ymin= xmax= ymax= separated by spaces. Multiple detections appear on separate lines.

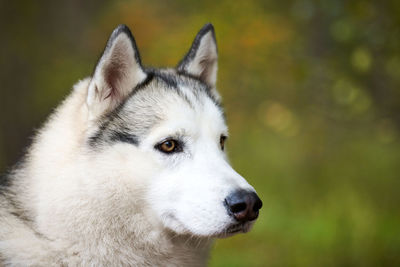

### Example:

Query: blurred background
xmin=1 ymin=0 xmax=399 ymax=266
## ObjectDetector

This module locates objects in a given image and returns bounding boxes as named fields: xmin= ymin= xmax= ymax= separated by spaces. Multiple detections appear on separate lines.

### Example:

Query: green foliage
xmin=1 ymin=0 xmax=399 ymax=266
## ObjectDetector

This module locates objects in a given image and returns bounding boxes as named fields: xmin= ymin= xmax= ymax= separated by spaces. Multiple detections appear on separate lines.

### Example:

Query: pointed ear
xmin=177 ymin=23 xmax=218 ymax=89
xmin=87 ymin=25 xmax=146 ymax=119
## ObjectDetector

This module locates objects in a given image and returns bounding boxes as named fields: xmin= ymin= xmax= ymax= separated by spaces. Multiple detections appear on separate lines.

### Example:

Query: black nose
xmin=224 ymin=190 xmax=262 ymax=222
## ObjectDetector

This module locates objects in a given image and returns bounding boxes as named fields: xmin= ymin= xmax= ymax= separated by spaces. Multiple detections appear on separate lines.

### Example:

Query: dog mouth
xmin=226 ymin=223 xmax=245 ymax=234
xmin=215 ymin=222 xmax=252 ymax=238
xmin=163 ymin=212 xmax=255 ymax=238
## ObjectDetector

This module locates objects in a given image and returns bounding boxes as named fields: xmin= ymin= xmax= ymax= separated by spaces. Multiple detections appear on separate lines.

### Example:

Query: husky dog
xmin=0 ymin=23 xmax=262 ymax=266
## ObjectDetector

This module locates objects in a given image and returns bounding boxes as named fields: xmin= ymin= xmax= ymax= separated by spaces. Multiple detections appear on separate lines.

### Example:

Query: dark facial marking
xmin=109 ymin=131 xmax=138 ymax=145
xmin=154 ymin=71 xmax=178 ymax=88
xmin=88 ymin=72 xmax=157 ymax=148
xmin=88 ymin=65 xmax=226 ymax=149
xmin=145 ymin=69 xmax=195 ymax=108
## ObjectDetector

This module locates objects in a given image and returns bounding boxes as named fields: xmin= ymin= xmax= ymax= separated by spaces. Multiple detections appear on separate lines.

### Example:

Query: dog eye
xmin=155 ymin=139 xmax=182 ymax=154
xmin=220 ymin=135 xmax=227 ymax=151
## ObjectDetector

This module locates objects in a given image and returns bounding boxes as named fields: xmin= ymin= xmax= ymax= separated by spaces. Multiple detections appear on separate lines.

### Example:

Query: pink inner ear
xmin=198 ymin=56 xmax=216 ymax=83
xmin=103 ymin=61 xmax=123 ymax=100
xmin=102 ymin=42 xmax=129 ymax=101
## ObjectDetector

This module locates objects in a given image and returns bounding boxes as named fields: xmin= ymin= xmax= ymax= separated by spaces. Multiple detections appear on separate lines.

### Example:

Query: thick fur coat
xmin=0 ymin=24 xmax=261 ymax=266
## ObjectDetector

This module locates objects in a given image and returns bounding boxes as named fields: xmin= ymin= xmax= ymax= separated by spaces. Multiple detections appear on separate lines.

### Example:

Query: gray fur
xmin=89 ymin=68 xmax=222 ymax=148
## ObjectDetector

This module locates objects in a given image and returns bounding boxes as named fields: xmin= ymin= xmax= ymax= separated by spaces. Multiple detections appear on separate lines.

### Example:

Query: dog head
xmin=85 ymin=24 xmax=262 ymax=237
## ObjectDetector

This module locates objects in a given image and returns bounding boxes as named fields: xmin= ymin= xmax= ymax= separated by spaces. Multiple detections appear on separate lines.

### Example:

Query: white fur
xmin=0 ymin=25 xmax=260 ymax=266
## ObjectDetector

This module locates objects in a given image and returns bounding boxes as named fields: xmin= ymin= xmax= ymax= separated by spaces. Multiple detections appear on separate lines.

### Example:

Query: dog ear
xmin=177 ymin=23 xmax=218 ymax=92
xmin=87 ymin=24 xmax=146 ymax=119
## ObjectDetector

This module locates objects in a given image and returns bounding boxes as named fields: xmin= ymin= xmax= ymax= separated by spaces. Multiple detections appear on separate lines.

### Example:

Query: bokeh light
xmin=0 ymin=0 xmax=399 ymax=266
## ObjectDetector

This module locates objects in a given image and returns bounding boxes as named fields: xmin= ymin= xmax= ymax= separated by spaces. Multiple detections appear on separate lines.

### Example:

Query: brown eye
xmin=220 ymin=135 xmax=227 ymax=150
xmin=160 ymin=140 xmax=176 ymax=152
xmin=156 ymin=139 xmax=182 ymax=154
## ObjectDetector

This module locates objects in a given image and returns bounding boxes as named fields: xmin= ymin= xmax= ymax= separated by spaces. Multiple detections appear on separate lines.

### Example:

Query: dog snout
xmin=224 ymin=190 xmax=262 ymax=222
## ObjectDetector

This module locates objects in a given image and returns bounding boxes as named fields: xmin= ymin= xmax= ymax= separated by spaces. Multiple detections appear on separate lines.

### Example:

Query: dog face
xmin=86 ymin=24 xmax=262 ymax=237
